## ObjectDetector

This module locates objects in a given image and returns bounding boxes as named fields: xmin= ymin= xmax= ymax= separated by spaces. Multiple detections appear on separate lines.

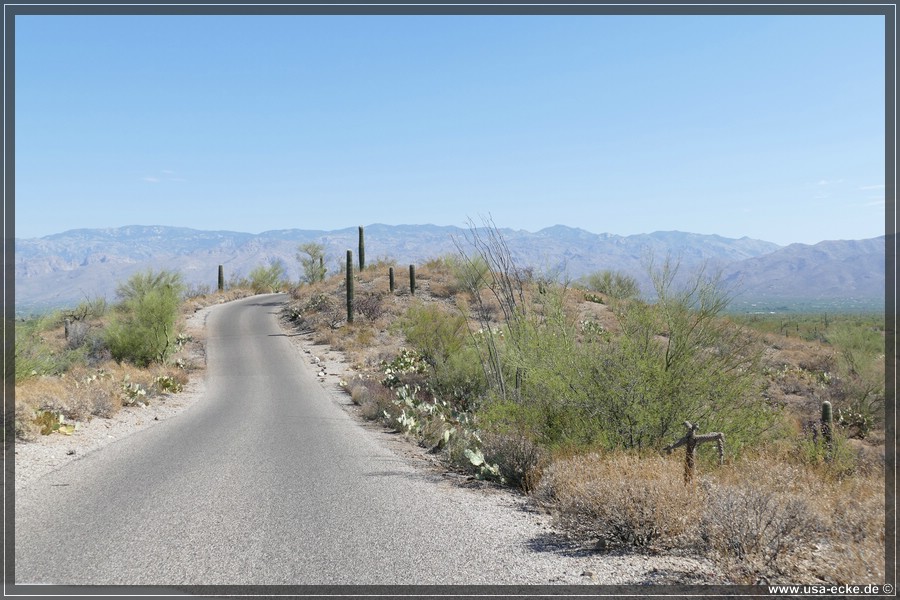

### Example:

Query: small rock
xmin=66 ymin=450 xmax=76 ymax=456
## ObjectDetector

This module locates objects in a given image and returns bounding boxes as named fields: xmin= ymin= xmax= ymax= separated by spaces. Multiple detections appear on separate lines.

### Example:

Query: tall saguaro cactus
xmin=664 ymin=421 xmax=725 ymax=484
xmin=389 ymin=267 xmax=395 ymax=293
xmin=346 ymin=250 xmax=354 ymax=324
xmin=218 ymin=265 xmax=224 ymax=292
xmin=409 ymin=264 xmax=416 ymax=296
xmin=358 ymin=226 xmax=366 ymax=271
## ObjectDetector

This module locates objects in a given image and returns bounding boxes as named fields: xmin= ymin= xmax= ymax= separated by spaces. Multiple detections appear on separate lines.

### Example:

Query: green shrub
xmin=448 ymin=254 xmax=491 ymax=294
xmin=14 ymin=314 xmax=89 ymax=382
xmin=397 ymin=302 xmax=468 ymax=366
xmin=429 ymin=344 xmax=488 ymax=411
xmin=583 ymin=269 xmax=640 ymax=302
xmin=825 ymin=323 xmax=885 ymax=434
xmin=248 ymin=260 xmax=289 ymax=293
xmin=105 ymin=269 xmax=185 ymax=367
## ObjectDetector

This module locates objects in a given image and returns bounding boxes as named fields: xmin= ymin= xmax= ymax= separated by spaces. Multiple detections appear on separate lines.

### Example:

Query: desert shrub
xmin=429 ymin=344 xmax=488 ymax=411
xmin=105 ymin=269 xmax=185 ymax=367
xmin=480 ymin=430 xmax=548 ymax=492
xmin=352 ymin=376 xmax=401 ymax=422
xmin=702 ymin=487 xmax=820 ymax=583
xmin=398 ymin=302 xmax=468 ymax=366
xmin=350 ymin=383 xmax=370 ymax=406
xmin=815 ymin=473 xmax=885 ymax=584
xmin=582 ymin=269 xmax=640 ymax=302
xmin=15 ymin=328 xmax=63 ymax=382
xmin=14 ymin=314 xmax=95 ymax=383
xmin=701 ymin=460 xmax=825 ymax=583
xmin=355 ymin=292 xmax=386 ymax=321
xmin=185 ymin=282 xmax=212 ymax=298
xmin=825 ymin=323 xmax=885 ymax=435
xmin=248 ymin=260 xmax=289 ymax=293
xmin=446 ymin=253 xmax=490 ymax=294
xmin=537 ymin=452 xmax=702 ymax=550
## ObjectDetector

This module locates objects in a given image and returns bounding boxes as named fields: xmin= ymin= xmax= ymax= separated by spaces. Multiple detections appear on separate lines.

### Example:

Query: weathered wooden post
xmin=346 ymin=250 xmax=354 ymax=323
xmin=409 ymin=264 xmax=416 ymax=296
xmin=663 ymin=421 xmax=724 ymax=484
xmin=218 ymin=265 xmax=224 ymax=292
xmin=389 ymin=267 xmax=395 ymax=293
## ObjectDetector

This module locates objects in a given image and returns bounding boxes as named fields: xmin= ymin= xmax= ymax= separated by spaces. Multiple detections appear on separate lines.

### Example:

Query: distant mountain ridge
xmin=14 ymin=224 xmax=885 ymax=313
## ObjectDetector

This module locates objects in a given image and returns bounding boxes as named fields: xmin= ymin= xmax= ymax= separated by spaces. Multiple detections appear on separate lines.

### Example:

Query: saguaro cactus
xmin=358 ymin=226 xmax=366 ymax=271
xmin=346 ymin=250 xmax=354 ymax=324
xmin=218 ymin=265 xmax=224 ymax=292
xmin=409 ymin=264 xmax=416 ymax=296
xmin=664 ymin=421 xmax=725 ymax=484
xmin=389 ymin=267 xmax=395 ymax=293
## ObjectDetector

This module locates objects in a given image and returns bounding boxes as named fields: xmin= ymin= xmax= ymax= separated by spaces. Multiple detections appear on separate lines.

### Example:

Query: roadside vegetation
xmin=12 ymin=226 xmax=886 ymax=586
xmin=11 ymin=268 xmax=262 ymax=439
xmin=283 ymin=220 xmax=886 ymax=586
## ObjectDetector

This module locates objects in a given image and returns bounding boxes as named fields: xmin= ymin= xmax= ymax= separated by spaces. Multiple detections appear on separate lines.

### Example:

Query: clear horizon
xmin=13 ymin=13 xmax=887 ymax=247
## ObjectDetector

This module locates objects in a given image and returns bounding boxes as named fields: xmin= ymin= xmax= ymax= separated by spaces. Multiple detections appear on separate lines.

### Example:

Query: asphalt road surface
xmin=13 ymin=294 xmax=587 ymax=589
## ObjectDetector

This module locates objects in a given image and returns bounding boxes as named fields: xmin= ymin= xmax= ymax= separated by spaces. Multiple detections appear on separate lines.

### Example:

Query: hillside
xmin=723 ymin=236 xmax=886 ymax=312
xmin=13 ymin=224 xmax=884 ymax=313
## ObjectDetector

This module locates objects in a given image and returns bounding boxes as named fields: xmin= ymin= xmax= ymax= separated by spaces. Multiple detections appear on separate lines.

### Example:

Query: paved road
xmin=13 ymin=294 xmax=577 ymax=588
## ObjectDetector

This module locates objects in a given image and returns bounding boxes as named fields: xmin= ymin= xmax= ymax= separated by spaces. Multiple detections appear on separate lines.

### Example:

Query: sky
xmin=12 ymin=12 xmax=888 ymax=246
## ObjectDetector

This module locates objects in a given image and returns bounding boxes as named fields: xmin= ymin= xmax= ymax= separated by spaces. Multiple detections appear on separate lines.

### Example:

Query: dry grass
xmin=536 ymin=452 xmax=703 ymax=552
xmin=536 ymin=449 xmax=885 ymax=584
xmin=14 ymin=358 xmax=196 ymax=439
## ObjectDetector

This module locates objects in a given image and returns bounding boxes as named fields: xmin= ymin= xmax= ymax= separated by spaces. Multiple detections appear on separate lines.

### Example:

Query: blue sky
xmin=14 ymin=13 xmax=886 ymax=246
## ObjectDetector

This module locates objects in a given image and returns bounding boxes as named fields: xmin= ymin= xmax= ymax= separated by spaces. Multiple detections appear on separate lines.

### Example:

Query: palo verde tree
xmin=587 ymin=254 xmax=771 ymax=454
xmin=105 ymin=269 xmax=185 ymax=367
xmin=248 ymin=260 xmax=289 ymax=293
xmin=297 ymin=242 xmax=327 ymax=284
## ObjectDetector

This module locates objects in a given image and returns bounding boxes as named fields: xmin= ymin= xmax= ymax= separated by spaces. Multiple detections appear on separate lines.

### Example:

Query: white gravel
xmin=13 ymin=296 xmax=726 ymax=586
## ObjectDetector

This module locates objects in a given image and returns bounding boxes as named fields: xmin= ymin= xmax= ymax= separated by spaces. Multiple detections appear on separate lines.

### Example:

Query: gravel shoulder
xmin=13 ymin=295 xmax=726 ymax=586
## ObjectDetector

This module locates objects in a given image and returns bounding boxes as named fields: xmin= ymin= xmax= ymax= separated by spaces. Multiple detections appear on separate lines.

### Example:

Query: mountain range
xmin=13 ymin=224 xmax=886 ymax=314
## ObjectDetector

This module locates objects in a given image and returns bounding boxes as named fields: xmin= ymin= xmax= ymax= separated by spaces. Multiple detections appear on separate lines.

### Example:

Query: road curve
xmin=14 ymin=294 xmax=581 ymax=587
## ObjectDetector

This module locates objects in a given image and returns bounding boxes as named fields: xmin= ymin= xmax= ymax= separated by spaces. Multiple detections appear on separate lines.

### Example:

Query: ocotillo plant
xmin=389 ymin=267 xmax=395 ymax=293
xmin=663 ymin=421 xmax=725 ymax=484
xmin=821 ymin=400 xmax=834 ymax=457
xmin=346 ymin=250 xmax=354 ymax=324
xmin=218 ymin=265 xmax=224 ymax=292
xmin=409 ymin=264 xmax=416 ymax=296
xmin=358 ymin=226 xmax=365 ymax=271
